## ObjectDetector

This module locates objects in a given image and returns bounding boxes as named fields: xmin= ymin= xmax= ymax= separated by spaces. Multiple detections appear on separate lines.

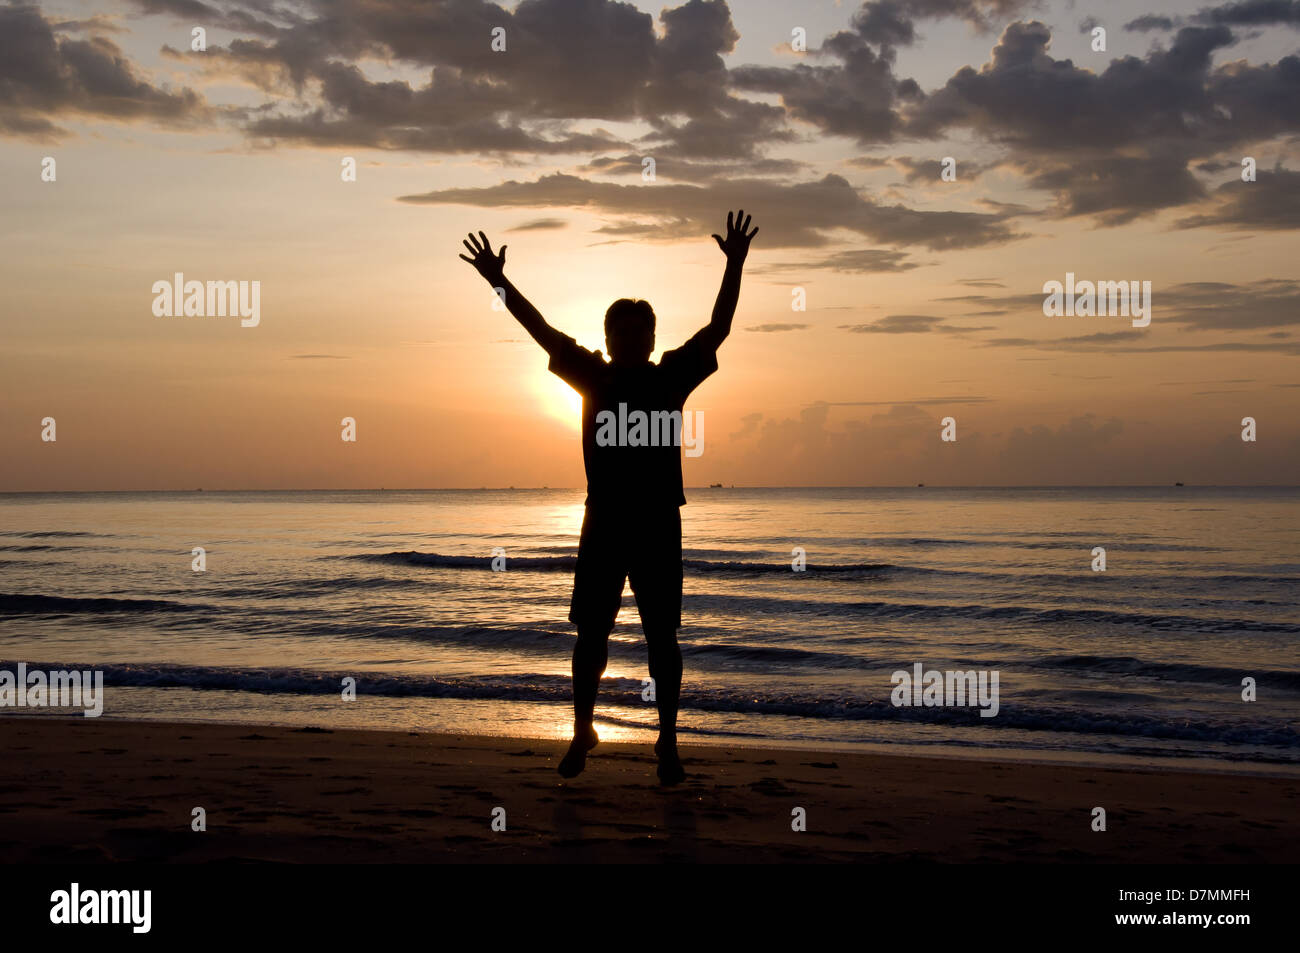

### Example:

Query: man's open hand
xmin=712 ymin=210 xmax=758 ymax=264
xmin=459 ymin=231 xmax=507 ymax=284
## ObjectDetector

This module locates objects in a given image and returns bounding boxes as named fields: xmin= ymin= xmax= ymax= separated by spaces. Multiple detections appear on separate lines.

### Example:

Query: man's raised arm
xmin=697 ymin=210 xmax=759 ymax=352
xmin=459 ymin=231 xmax=564 ymax=353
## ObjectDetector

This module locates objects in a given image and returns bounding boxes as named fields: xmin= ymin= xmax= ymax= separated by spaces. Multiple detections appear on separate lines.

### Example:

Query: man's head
xmin=604 ymin=298 xmax=655 ymax=364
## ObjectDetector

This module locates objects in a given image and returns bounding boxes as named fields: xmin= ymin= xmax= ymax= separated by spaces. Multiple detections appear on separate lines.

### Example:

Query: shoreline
xmin=8 ymin=710 xmax=1300 ymax=780
xmin=3 ymin=717 xmax=1297 ymax=863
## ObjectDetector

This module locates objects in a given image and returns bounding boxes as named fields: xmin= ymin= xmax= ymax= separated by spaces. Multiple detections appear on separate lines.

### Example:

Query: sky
xmin=1 ymin=0 xmax=1298 ymax=490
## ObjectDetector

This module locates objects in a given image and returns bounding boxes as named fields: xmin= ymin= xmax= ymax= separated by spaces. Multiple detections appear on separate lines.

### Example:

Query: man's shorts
xmin=569 ymin=505 xmax=683 ymax=633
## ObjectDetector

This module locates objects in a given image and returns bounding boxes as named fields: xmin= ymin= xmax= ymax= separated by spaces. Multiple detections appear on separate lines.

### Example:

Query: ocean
xmin=1 ymin=487 xmax=1297 ymax=774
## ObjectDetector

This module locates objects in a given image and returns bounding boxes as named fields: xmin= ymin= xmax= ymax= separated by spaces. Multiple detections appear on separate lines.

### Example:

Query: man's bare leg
xmin=647 ymin=625 xmax=684 ymax=785
xmin=558 ymin=626 xmax=608 ymax=778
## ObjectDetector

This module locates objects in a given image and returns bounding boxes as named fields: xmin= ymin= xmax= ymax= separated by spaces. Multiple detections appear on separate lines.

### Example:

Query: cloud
xmin=945 ymin=279 xmax=1300 ymax=331
xmin=1178 ymin=168 xmax=1300 ymax=231
xmin=725 ymin=2 xmax=1045 ymax=145
xmin=1192 ymin=0 xmax=1300 ymax=27
xmin=8 ymin=0 xmax=1296 ymax=248
xmin=981 ymin=336 xmax=1300 ymax=355
xmin=579 ymin=152 xmax=809 ymax=183
xmin=1124 ymin=14 xmax=1180 ymax=31
xmin=398 ymin=171 xmax=1021 ymax=251
xmin=506 ymin=217 xmax=568 ymax=231
xmin=1157 ymin=278 xmax=1300 ymax=330
xmin=129 ymin=0 xmax=285 ymax=36
xmin=999 ymin=415 xmax=1124 ymax=479
xmin=758 ymin=248 xmax=920 ymax=273
xmin=886 ymin=156 xmax=988 ymax=183
xmin=745 ymin=323 xmax=810 ymax=332
xmin=159 ymin=0 xmax=790 ymax=159
xmin=899 ymin=20 xmax=1300 ymax=224
xmin=845 ymin=0 xmax=1041 ymax=51
xmin=0 ymin=3 xmax=209 ymax=139
xmin=840 ymin=314 xmax=989 ymax=333
xmin=825 ymin=396 xmax=991 ymax=405
xmin=50 ymin=14 xmax=130 ymax=35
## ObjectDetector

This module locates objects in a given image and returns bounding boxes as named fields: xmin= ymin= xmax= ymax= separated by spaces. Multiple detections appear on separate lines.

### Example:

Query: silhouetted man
xmin=459 ymin=210 xmax=758 ymax=785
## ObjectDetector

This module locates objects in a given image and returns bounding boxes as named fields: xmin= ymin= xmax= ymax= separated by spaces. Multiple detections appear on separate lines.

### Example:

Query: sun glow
xmin=532 ymin=369 xmax=582 ymax=430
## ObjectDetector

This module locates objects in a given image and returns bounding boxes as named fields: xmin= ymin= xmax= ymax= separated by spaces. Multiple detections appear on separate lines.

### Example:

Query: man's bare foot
xmin=557 ymin=726 xmax=599 ymax=778
xmin=654 ymin=736 xmax=685 ymax=786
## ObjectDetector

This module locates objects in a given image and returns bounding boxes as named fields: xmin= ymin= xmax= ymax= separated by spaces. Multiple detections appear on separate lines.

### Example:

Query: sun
xmin=532 ymin=369 xmax=582 ymax=430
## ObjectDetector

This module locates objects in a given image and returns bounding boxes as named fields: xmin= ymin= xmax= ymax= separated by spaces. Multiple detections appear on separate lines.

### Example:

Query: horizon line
xmin=3 ymin=484 xmax=1298 ymax=495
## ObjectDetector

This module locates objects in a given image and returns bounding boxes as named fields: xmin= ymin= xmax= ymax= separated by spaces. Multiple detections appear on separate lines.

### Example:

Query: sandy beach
xmin=1 ymin=717 xmax=1296 ymax=863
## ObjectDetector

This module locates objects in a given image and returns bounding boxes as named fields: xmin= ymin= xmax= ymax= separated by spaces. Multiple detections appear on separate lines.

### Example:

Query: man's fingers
xmin=463 ymin=239 xmax=478 ymax=255
xmin=466 ymin=233 xmax=483 ymax=250
xmin=726 ymin=210 xmax=733 ymax=232
xmin=740 ymin=214 xmax=751 ymax=234
xmin=712 ymin=234 xmax=725 ymax=251
xmin=747 ymin=226 xmax=759 ymax=240
xmin=458 ymin=253 xmax=474 ymax=263
xmin=478 ymin=230 xmax=491 ymax=252
xmin=499 ymin=245 xmax=507 ymax=261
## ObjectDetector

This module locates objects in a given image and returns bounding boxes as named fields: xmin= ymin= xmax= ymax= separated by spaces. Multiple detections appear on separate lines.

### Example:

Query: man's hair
xmin=604 ymin=298 xmax=655 ymax=335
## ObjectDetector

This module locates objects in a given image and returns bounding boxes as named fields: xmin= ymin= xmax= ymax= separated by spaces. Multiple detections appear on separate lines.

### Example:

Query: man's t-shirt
xmin=547 ymin=330 xmax=718 ymax=508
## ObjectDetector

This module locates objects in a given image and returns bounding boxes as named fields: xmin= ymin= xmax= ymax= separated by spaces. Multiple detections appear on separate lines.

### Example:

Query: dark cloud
xmin=730 ymin=2 xmax=1028 ymax=145
xmin=953 ymin=279 xmax=1300 ymax=334
xmin=842 ymin=154 xmax=989 ymax=182
xmin=8 ymin=0 xmax=1296 ymax=245
xmin=907 ymin=22 xmax=1240 ymax=148
xmin=982 ymin=336 xmax=1300 ymax=355
xmin=900 ymin=20 xmax=1300 ymax=223
xmin=840 ymin=314 xmax=988 ymax=333
xmin=129 ymin=0 xmax=288 ymax=37
xmin=729 ymin=40 xmax=909 ymax=144
xmin=845 ymin=156 xmax=893 ymax=169
xmin=1125 ymin=14 xmax=1180 ymax=31
xmin=852 ymin=0 xmax=1040 ymax=50
xmin=1158 ymin=278 xmax=1300 ymax=330
xmin=893 ymin=156 xmax=987 ymax=182
xmin=578 ymin=152 xmax=808 ymax=183
xmin=1020 ymin=154 xmax=1207 ymax=225
xmin=162 ymin=0 xmax=786 ymax=159
xmin=507 ymin=217 xmax=568 ymax=231
xmin=758 ymin=248 xmax=921 ymax=272
xmin=0 ymin=4 xmax=209 ymax=139
xmin=1192 ymin=0 xmax=1300 ymax=27
xmin=1178 ymin=167 xmax=1300 ymax=229
xmin=50 ymin=14 xmax=129 ymax=35
xmin=400 ymin=172 xmax=1021 ymax=251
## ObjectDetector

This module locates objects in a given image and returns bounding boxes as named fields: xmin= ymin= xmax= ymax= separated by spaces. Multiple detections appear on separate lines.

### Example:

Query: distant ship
xmin=1175 ymin=481 xmax=1184 ymax=486
xmin=709 ymin=482 xmax=723 ymax=488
